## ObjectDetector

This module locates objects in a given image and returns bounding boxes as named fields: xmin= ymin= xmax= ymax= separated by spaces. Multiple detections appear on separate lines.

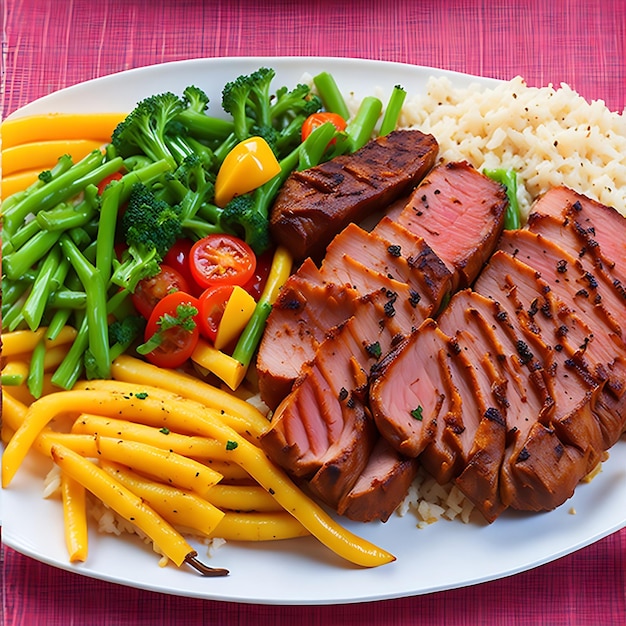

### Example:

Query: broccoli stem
xmin=379 ymin=85 xmax=407 ymax=136
xmin=176 ymin=109 xmax=234 ymax=142
xmin=47 ymin=289 xmax=87 ymax=309
xmin=58 ymin=234 xmax=111 ymax=380
xmin=50 ymin=313 xmax=89 ymax=390
xmin=313 ymin=72 xmax=351 ymax=120
xmin=3 ymin=151 xmax=123 ymax=235
xmin=96 ymin=180 xmax=124 ymax=286
xmin=45 ymin=308 xmax=73 ymax=341
xmin=36 ymin=198 xmax=97 ymax=231
xmin=3 ymin=229 xmax=62 ymax=281
xmin=345 ymin=96 xmax=383 ymax=152
xmin=27 ymin=338 xmax=47 ymax=399
xmin=118 ymin=159 xmax=173 ymax=202
xmin=483 ymin=168 xmax=522 ymax=230
xmin=297 ymin=122 xmax=338 ymax=171
xmin=22 ymin=245 xmax=62 ymax=331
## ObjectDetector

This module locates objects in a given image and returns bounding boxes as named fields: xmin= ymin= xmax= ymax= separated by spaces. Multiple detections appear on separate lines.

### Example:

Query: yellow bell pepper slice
xmin=214 ymin=285 xmax=256 ymax=350
xmin=214 ymin=136 xmax=280 ymax=207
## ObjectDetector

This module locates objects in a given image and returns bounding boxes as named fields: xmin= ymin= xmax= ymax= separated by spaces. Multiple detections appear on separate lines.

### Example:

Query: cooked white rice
xmin=400 ymin=75 xmax=626 ymax=219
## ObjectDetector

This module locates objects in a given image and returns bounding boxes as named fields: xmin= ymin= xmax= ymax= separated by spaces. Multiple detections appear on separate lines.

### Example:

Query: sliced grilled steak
xmin=269 ymin=130 xmax=439 ymax=262
xmin=336 ymin=437 xmax=419 ymax=523
xmin=256 ymin=276 xmax=360 ymax=410
xmin=260 ymin=291 xmax=408 ymax=509
xmin=529 ymin=186 xmax=626 ymax=286
xmin=396 ymin=161 xmax=508 ymax=290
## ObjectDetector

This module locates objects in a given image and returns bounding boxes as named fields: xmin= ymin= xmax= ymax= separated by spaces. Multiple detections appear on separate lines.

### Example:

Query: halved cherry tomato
xmin=301 ymin=112 xmax=347 ymax=143
xmin=190 ymin=234 xmax=256 ymax=289
xmin=97 ymin=170 xmax=124 ymax=195
xmin=163 ymin=238 xmax=203 ymax=296
xmin=242 ymin=247 xmax=274 ymax=300
xmin=141 ymin=291 xmax=200 ymax=369
xmin=131 ymin=264 xmax=190 ymax=320
xmin=198 ymin=285 xmax=235 ymax=343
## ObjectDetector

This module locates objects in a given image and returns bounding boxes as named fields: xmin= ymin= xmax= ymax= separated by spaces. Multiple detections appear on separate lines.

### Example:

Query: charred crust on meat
xmin=556 ymin=259 xmax=568 ymax=273
xmin=583 ymin=271 xmax=598 ymax=290
xmin=387 ymin=244 xmax=402 ymax=258
xmin=420 ymin=194 xmax=429 ymax=209
xmin=484 ymin=406 xmax=506 ymax=427
xmin=571 ymin=200 xmax=583 ymax=213
xmin=527 ymin=298 xmax=539 ymax=318
xmin=556 ymin=324 xmax=569 ymax=338
xmin=575 ymin=288 xmax=589 ymax=298
xmin=338 ymin=387 xmax=349 ymax=402
xmin=516 ymin=447 xmax=531 ymax=462
xmin=495 ymin=310 xmax=508 ymax=322
xmin=408 ymin=289 xmax=421 ymax=308
xmin=515 ymin=340 xmax=534 ymax=365
xmin=281 ymin=297 xmax=304 ymax=310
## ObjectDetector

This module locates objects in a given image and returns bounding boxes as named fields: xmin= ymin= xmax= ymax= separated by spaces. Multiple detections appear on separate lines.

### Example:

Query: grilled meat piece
xmin=269 ymin=130 xmax=439 ymax=263
xmin=396 ymin=161 xmax=508 ymax=290
xmin=337 ymin=437 xmax=419 ymax=523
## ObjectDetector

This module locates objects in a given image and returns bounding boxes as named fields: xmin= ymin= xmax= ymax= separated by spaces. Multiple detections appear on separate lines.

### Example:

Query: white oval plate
xmin=3 ymin=57 xmax=626 ymax=606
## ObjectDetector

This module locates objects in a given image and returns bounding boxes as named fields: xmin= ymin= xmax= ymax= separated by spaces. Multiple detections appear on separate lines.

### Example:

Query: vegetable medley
xmin=1 ymin=67 xmax=415 ymax=572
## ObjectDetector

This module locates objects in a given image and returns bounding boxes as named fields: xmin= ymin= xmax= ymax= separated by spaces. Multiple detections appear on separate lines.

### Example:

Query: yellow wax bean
xmin=212 ymin=511 xmax=310 ymax=541
xmin=190 ymin=339 xmax=247 ymax=391
xmin=94 ymin=436 xmax=222 ymax=500
xmin=205 ymin=484 xmax=282 ymax=513
xmin=1 ymin=360 xmax=29 ymax=386
xmin=1 ymin=326 xmax=77 ymax=356
xmin=50 ymin=444 xmax=197 ymax=568
xmin=100 ymin=461 xmax=225 ymax=537
xmin=70 ymin=413 xmax=249 ymax=480
xmin=4 ymin=386 xmax=393 ymax=567
xmin=96 ymin=360 xmax=270 ymax=437
xmin=61 ymin=474 xmax=89 ymax=562
xmin=2 ymin=139 xmax=105 ymax=176
xmin=1 ymin=112 xmax=127 ymax=149
xmin=2 ymin=170 xmax=41 ymax=199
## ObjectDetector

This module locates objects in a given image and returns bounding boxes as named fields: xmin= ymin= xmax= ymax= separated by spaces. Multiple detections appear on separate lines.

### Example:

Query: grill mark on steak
xmin=269 ymin=130 xmax=439 ymax=262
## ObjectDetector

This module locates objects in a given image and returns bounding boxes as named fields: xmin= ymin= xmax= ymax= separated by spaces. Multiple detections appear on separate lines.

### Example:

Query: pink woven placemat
xmin=2 ymin=1 xmax=626 ymax=624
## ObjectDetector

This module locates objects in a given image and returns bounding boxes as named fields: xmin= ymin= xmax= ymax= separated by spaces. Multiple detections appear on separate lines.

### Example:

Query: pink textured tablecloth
xmin=2 ymin=1 xmax=625 ymax=624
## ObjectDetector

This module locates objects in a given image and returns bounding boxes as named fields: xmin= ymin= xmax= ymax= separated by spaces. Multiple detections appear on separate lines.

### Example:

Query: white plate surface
xmin=3 ymin=57 xmax=626 ymax=605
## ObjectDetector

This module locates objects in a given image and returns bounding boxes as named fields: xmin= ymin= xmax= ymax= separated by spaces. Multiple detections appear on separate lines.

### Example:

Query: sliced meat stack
xmin=370 ymin=186 xmax=626 ymax=522
xmin=258 ymin=156 xmax=508 ymax=522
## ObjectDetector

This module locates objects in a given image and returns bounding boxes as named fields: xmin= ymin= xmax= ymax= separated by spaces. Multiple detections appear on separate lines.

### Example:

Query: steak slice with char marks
xmin=257 ymin=273 xmax=360 ymax=410
xmin=396 ymin=161 xmax=508 ymax=290
xmin=270 ymin=130 xmax=439 ymax=262
xmin=336 ymin=437 xmax=419 ymax=523
xmin=529 ymin=186 xmax=626 ymax=286
xmin=261 ymin=291 xmax=409 ymax=509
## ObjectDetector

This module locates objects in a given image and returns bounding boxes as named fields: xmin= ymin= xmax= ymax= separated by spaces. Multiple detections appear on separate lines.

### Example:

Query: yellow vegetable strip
xmin=2 ymin=326 xmax=77 ymax=356
xmin=100 ymin=461 xmax=225 ymax=537
xmin=212 ymin=511 xmax=310 ymax=541
xmin=2 ymin=170 xmax=41 ymax=199
xmin=1 ymin=112 xmax=127 ymax=149
xmin=191 ymin=339 xmax=247 ymax=390
xmin=72 ymin=414 xmax=235 ymax=460
xmin=205 ymin=484 xmax=282 ymax=512
xmin=70 ymin=413 xmax=249 ymax=481
xmin=74 ymin=377 xmax=263 ymax=441
xmin=61 ymin=474 xmax=89 ymax=562
xmin=110 ymin=355 xmax=270 ymax=437
xmin=3 ymin=385 xmax=394 ymax=567
xmin=261 ymin=246 xmax=293 ymax=305
xmin=2 ymin=139 xmax=105 ymax=176
xmin=49 ymin=443 xmax=198 ymax=568
xmin=2 ymin=373 xmax=60 ymax=406
xmin=94 ymin=436 xmax=222 ymax=500
xmin=1 ymin=360 xmax=30 ymax=385
xmin=1 ymin=390 xmax=99 ymax=457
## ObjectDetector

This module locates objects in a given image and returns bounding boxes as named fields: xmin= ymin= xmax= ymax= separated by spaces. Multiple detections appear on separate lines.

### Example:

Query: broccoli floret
xmin=111 ymin=92 xmax=185 ymax=168
xmin=220 ymin=193 xmax=271 ymax=254
xmin=108 ymin=314 xmax=146 ymax=361
xmin=221 ymin=74 xmax=256 ymax=141
xmin=182 ymin=85 xmax=210 ymax=114
xmin=111 ymin=183 xmax=183 ymax=292
xmin=271 ymin=83 xmax=323 ymax=122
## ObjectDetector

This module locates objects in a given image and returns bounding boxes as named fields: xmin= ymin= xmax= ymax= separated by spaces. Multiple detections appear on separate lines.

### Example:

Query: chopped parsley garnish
xmin=226 ymin=440 xmax=239 ymax=450
xmin=410 ymin=405 xmax=424 ymax=421
xmin=365 ymin=341 xmax=382 ymax=359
